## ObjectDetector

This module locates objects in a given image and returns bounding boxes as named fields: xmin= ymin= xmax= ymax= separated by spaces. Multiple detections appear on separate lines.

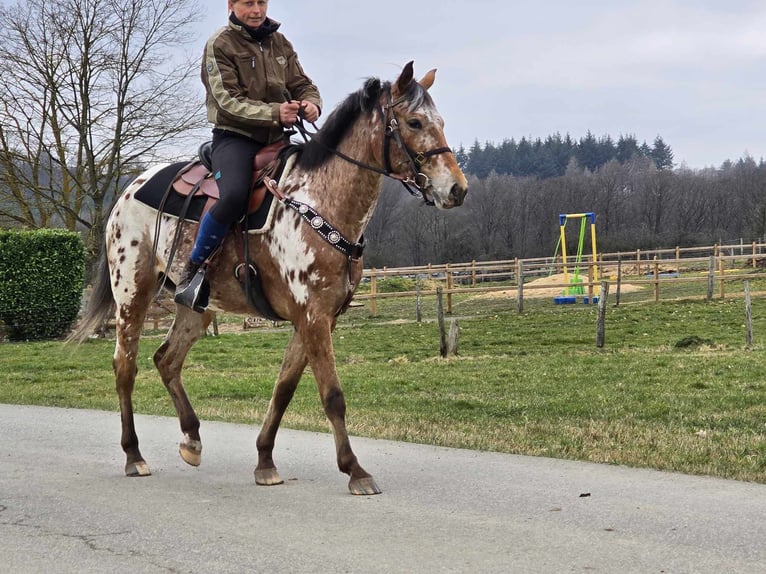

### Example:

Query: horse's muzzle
xmin=450 ymin=182 xmax=467 ymax=207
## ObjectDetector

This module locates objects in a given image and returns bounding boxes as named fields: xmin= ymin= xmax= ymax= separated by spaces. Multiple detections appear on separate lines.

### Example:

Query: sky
xmin=191 ymin=0 xmax=766 ymax=170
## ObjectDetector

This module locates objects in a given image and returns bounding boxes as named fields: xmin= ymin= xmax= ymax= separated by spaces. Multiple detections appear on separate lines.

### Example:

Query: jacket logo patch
xmin=276 ymin=56 xmax=287 ymax=66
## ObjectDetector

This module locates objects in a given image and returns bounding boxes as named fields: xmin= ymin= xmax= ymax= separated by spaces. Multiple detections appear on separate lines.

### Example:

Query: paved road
xmin=1 ymin=404 xmax=764 ymax=573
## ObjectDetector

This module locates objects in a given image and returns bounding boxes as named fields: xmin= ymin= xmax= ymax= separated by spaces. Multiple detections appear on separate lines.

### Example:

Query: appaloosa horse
xmin=70 ymin=62 xmax=467 ymax=494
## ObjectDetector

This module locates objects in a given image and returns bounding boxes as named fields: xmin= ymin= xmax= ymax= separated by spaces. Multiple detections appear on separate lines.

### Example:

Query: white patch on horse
xmin=268 ymin=205 xmax=317 ymax=306
xmin=106 ymin=167 xmax=168 ymax=306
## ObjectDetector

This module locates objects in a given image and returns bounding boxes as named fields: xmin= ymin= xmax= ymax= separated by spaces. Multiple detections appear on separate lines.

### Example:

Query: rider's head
xmin=229 ymin=0 xmax=268 ymax=29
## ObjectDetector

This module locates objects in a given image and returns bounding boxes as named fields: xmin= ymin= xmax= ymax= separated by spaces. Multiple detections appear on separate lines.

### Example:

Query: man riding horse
xmin=175 ymin=0 xmax=321 ymax=311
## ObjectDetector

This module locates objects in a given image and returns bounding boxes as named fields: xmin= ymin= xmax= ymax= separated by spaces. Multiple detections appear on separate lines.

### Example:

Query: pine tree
xmin=651 ymin=136 xmax=674 ymax=170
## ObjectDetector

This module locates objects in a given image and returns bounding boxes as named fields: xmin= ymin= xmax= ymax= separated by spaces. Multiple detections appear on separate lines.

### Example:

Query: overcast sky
xmin=192 ymin=1 xmax=766 ymax=170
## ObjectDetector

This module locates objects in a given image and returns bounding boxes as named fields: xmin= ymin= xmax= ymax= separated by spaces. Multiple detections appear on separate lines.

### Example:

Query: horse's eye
xmin=406 ymin=119 xmax=423 ymax=130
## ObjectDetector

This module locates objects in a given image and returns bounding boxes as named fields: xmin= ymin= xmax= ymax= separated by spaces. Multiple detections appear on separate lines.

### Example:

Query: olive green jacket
xmin=201 ymin=18 xmax=322 ymax=144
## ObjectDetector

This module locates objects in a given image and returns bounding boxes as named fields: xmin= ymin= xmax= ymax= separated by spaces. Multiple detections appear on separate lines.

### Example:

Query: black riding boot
xmin=174 ymin=259 xmax=210 ymax=313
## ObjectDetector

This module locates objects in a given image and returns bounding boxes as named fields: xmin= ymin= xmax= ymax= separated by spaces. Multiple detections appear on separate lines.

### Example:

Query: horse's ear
xmin=418 ymin=69 xmax=437 ymax=91
xmin=360 ymin=77 xmax=381 ymax=112
xmin=393 ymin=61 xmax=415 ymax=98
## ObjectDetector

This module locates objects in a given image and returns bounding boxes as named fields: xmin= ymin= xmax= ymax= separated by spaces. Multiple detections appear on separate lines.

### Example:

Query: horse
xmin=70 ymin=61 xmax=468 ymax=495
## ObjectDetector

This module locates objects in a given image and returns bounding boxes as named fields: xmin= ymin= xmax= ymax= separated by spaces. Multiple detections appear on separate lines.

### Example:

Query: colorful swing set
xmin=552 ymin=212 xmax=599 ymax=304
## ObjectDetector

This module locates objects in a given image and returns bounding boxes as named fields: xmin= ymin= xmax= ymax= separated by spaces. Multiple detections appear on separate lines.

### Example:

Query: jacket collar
xmin=228 ymin=14 xmax=281 ymax=41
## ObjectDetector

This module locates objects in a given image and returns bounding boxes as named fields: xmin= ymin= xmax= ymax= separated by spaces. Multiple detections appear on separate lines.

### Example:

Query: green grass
xmin=1 ymin=293 xmax=765 ymax=483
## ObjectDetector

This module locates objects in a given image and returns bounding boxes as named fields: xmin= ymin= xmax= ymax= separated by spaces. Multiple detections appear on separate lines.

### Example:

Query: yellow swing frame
xmin=558 ymin=212 xmax=599 ymax=300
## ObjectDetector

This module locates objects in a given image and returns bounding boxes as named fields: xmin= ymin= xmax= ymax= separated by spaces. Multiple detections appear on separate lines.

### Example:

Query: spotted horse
xmin=70 ymin=62 xmax=468 ymax=495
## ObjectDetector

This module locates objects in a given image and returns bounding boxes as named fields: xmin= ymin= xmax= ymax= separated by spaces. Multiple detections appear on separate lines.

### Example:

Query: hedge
xmin=0 ymin=229 xmax=86 ymax=340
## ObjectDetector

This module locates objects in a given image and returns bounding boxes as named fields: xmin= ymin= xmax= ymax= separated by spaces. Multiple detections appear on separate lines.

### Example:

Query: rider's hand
xmin=299 ymin=101 xmax=320 ymax=123
xmin=279 ymin=101 xmax=301 ymax=126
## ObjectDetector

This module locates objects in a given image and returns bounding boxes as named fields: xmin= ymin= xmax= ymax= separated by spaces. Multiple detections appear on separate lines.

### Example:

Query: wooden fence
xmin=356 ymin=241 xmax=766 ymax=316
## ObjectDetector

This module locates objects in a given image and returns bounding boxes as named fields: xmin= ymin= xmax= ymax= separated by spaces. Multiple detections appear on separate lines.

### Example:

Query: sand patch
xmin=472 ymin=272 xmax=644 ymax=300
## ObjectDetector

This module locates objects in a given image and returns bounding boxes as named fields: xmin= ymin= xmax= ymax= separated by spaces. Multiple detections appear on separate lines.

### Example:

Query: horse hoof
xmin=254 ymin=467 xmax=284 ymax=486
xmin=179 ymin=434 xmax=202 ymax=467
xmin=125 ymin=461 xmax=151 ymax=477
xmin=348 ymin=476 xmax=382 ymax=495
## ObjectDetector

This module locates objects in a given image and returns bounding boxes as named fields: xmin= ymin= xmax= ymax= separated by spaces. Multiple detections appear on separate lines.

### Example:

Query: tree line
xmin=362 ymin=154 xmax=766 ymax=268
xmin=456 ymin=132 xmax=675 ymax=180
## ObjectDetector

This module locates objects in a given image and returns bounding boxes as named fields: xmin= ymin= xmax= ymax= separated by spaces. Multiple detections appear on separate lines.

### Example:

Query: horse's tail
xmin=67 ymin=247 xmax=115 ymax=344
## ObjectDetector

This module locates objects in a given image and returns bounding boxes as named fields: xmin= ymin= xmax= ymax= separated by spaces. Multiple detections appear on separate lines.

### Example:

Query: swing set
xmin=552 ymin=212 xmax=599 ymax=304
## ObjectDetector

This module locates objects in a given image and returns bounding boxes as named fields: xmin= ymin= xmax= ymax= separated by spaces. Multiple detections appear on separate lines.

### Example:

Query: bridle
xmin=293 ymin=87 xmax=453 ymax=204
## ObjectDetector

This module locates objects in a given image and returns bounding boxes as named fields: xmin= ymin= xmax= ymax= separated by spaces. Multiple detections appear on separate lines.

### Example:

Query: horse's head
xmin=383 ymin=61 xmax=468 ymax=209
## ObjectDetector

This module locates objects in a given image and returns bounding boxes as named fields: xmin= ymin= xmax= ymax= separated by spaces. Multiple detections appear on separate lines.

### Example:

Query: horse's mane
xmin=296 ymin=76 xmax=432 ymax=170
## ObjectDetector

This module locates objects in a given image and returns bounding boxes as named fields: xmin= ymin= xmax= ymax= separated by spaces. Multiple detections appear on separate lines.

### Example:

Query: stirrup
xmin=174 ymin=266 xmax=210 ymax=313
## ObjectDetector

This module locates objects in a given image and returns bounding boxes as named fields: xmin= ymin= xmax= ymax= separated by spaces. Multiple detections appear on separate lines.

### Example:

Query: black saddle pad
xmin=133 ymin=161 xmax=274 ymax=229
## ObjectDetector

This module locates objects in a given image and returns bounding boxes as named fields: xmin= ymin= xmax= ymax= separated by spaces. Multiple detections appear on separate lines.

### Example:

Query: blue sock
xmin=190 ymin=213 xmax=230 ymax=264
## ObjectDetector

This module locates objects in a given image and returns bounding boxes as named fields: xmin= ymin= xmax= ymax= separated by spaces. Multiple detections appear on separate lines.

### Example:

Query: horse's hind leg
xmin=255 ymin=331 xmax=308 ymax=486
xmin=113 ymin=303 xmax=152 ymax=477
xmin=153 ymin=307 xmax=210 ymax=467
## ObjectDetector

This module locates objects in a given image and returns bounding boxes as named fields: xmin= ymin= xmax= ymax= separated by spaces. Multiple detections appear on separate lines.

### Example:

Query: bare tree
xmin=0 ymin=0 xmax=205 ymax=254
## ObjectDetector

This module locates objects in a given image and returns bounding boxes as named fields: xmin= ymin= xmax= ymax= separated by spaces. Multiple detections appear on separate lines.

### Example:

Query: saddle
xmin=170 ymin=139 xmax=287 ymax=217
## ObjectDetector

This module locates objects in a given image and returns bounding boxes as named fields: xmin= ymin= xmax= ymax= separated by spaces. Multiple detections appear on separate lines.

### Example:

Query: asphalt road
xmin=1 ymin=404 xmax=764 ymax=573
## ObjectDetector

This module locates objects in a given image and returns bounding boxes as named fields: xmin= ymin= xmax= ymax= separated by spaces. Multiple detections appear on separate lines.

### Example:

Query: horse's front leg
xmin=153 ymin=307 xmax=210 ymax=467
xmin=300 ymin=319 xmax=382 ymax=495
xmin=254 ymin=330 xmax=308 ymax=486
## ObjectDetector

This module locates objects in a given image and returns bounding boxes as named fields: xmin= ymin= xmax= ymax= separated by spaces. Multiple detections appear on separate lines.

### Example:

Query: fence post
xmin=653 ymin=256 xmax=660 ymax=302
xmin=615 ymin=256 xmax=622 ymax=306
xmin=516 ymin=259 xmax=524 ymax=313
xmin=437 ymin=287 xmax=447 ymax=357
xmin=471 ymin=259 xmax=477 ymax=287
xmin=636 ymin=249 xmax=642 ymax=275
xmin=719 ymin=255 xmax=725 ymax=299
xmin=753 ymin=242 xmax=758 ymax=269
xmin=370 ymin=268 xmax=378 ymax=317
xmin=446 ymin=319 xmax=460 ymax=357
xmin=446 ymin=263 xmax=453 ymax=314
xmin=596 ymin=280 xmax=610 ymax=348
xmin=707 ymin=256 xmax=715 ymax=301
xmin=745 ymin=280 xmax=753 ymax=348
xmin=416 ymin=276 xmax=422 ymax=323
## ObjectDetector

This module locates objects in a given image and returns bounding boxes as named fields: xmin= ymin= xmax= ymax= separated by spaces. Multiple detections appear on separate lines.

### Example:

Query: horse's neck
xmin=304 ymin=123 xmax=386 ymax=237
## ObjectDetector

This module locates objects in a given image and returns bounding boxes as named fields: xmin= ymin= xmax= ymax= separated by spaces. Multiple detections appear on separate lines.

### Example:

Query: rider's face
xmin=229 ymin=0 xmax=268 ymax=28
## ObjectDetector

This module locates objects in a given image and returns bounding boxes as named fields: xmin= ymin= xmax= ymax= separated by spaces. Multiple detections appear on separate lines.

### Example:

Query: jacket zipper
xmin=251 ymin=42 xmax=263 ymax=68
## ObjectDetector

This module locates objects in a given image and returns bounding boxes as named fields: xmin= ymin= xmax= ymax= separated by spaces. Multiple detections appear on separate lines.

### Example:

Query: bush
xmin=377 ymin=276 xmax=417 ymax=293
xmin=0 ymin=229 xmax=86 ymax=340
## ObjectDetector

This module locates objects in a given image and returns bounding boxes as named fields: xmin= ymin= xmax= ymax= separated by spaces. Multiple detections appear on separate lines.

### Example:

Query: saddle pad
xmin=133 ymin=161 xmax=276 ymax=233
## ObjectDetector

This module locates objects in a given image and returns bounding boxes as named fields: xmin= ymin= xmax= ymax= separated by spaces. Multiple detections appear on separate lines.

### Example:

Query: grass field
xmin=1 ymin=284 xmax=765 ymax=483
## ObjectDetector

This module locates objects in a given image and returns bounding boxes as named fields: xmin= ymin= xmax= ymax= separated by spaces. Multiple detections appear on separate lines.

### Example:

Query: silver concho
xmin=328 ymin=231 xmax=341 ymax=244
xmin=298 ymin=204 xmax=309 ymax=214
xmin=311 ymin=216 xmax=324 ymax=229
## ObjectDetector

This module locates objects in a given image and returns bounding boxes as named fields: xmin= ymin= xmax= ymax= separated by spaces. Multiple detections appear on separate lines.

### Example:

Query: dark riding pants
xmin=208 ymin=130 xmax=264 ymax=225
xmin=189 ymin=131 xmax=265 ymax=264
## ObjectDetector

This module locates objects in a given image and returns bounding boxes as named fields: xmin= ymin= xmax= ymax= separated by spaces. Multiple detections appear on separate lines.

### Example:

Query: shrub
xmin=0 ymin=229 xmax=86 ymax=340
xmin=377 ymin=276 xmax=417 ymax=293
